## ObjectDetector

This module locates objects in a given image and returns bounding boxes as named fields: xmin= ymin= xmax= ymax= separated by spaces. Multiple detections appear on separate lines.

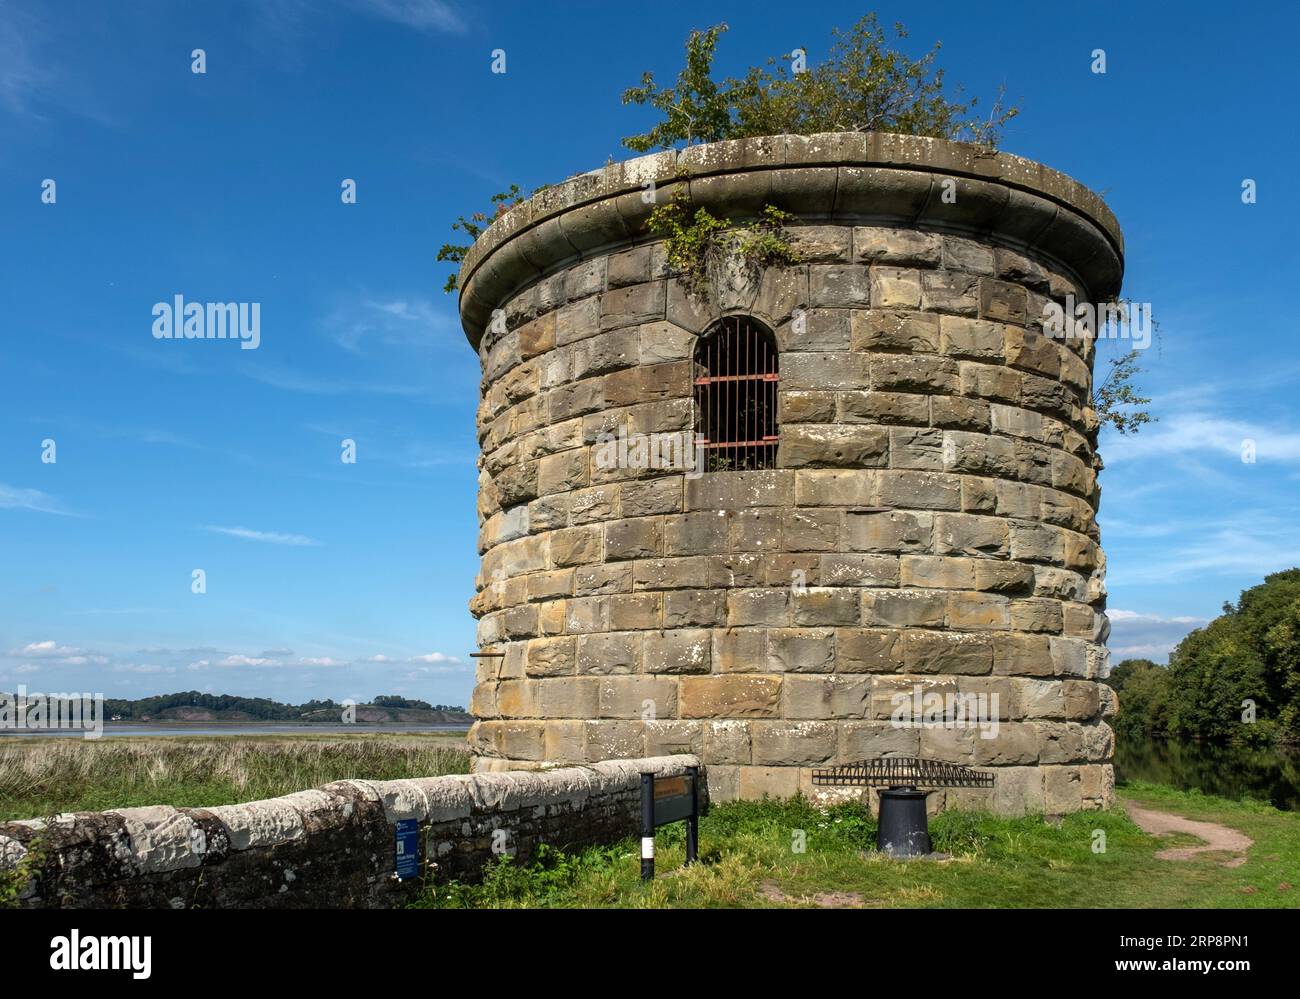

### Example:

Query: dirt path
xmin=1121 ymin=799 xmax=1253 ymax=868
xmin=760 ymin=880 xmax=868 ymax=908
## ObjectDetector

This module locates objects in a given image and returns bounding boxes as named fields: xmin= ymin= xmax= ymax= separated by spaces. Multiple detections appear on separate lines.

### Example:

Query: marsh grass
xmin=0 ymin=734 xmax=471 ymax=821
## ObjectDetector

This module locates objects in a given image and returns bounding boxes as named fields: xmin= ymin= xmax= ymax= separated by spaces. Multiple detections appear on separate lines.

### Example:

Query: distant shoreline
xmin=0 ymin=721 xmax=470 ymax=739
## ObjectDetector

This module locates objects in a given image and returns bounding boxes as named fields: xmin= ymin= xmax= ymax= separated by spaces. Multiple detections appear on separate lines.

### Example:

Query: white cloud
xmin=244 ymin=364 xmax=426 ymax=397
xmin=111 ymin=664 xmax=176 ymax=674
xmin=411 ymin=652 xmax=460 ymax=664
xmin=216 ymin=654 xmax=281 ymax=667
xmin=10 ymin=641 xmax=75 ymax=657
xmin=1107 ymin=609 xmax=1206 ymax=625
xmin=206 ymin=526 xmax=322 ymax=547
xmin=298 ymin=657 xmax=345 ymax=667
xmin=0 ymin=7 xmax=51 ymax=116
xmin=325 ymin=295 xmax=457 ymax=355
xmin=1105 ymin=413 xmax=1300 ymax=466
xmin=342 ymin=0 xmax=466 ymax=34
xmin=1107 ymin=608 xmax=1209 ymax=663
xmin=6 ymin=641 xmax=106 ymax=664
xmin=0 ymin=483 xmax=73 ymax=515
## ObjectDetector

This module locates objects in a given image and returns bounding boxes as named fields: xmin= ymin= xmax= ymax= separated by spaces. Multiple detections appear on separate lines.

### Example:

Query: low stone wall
xmin=0 ymin=754 xmax=699 ymax=909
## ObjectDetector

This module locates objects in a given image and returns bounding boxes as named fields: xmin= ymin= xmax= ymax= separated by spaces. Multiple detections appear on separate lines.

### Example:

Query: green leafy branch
xmin=1091 ymin=301 xmax=1159 ymax=435
xmin=648 ymin=183 xmax=801 ymax=298
xmin=621 ymin=16 xmax=1019 ymax=153
xmin=438 ymin=184 xmax=526 ymax=293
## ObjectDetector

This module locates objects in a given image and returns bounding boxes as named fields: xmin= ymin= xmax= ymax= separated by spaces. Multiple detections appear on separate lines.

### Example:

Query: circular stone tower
xmin=458 ymin=133 xmax=1120 ymax=815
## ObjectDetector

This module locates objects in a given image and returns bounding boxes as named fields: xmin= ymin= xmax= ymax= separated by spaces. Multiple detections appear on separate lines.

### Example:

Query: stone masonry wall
xmin=459 ymin=134 xmax=1123 ymax=815
xmin=0 ymin=755 xmax=698 ymax=909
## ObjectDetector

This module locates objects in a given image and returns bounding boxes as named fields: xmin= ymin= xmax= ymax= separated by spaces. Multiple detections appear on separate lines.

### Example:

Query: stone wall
xmin=459 ymin=133 xmax=1122 ymax=814
xmin=0 ymin=755 xmax=698 ymax=909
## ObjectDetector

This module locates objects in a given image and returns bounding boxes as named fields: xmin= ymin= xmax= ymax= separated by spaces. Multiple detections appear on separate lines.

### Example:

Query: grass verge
xmin=415 ymin=785 xmax=1300 ymax=909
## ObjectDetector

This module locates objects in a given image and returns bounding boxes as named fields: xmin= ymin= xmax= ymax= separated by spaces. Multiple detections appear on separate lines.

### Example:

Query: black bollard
xmin=640 ymin=772 xmax=655 ymax=880
xmin=877 ymin=787 xmax=931 ymax=857
xmin=684 ymin=765 xmax=699 ymax=865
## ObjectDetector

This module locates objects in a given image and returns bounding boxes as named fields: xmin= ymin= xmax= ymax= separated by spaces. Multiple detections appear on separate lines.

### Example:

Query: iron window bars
xmin=693 ymin=316 xmax=779 ymax=472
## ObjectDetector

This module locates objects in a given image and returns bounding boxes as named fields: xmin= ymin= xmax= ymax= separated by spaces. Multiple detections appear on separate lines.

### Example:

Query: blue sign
xmin=394 ymin=819 xmax=420 ymax=881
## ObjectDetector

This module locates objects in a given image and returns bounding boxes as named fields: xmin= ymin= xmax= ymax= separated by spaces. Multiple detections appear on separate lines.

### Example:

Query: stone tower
xmin=458 ymin=133 xmax=1120 ymax=814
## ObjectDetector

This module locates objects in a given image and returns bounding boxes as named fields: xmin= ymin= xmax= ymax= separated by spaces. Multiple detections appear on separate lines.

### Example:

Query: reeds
xmin=0 ymin=735 xmax=471 ymax=821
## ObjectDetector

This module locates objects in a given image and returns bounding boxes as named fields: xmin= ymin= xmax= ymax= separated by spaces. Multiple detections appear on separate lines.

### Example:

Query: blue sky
xmin=1 ymin=0 xmax=1296 ymax=704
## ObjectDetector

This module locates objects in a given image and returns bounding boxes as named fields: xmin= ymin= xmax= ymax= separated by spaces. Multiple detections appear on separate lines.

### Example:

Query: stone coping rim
xmin=455 ymin=133 xmax=1124 ymax=349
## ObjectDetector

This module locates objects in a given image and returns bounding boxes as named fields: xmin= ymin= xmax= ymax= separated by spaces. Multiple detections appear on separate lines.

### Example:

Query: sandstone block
xmin=851 ymin=309 xmax=940 ymax=353
xmin=854 ymin=227 xmax=941 ymax=267
xmin=575 ymin=632 xmax=641 ymax=675
xmin=643 ymin=629 xmax=712 ymax=674
xmin=680 ymin=675 xmax=782 ymax=718
xmin=598 ymin=676 xmax=678 ymax=719
xmin=780 ymin=424 xmax=889 ymax=468
xmin=767 ymin=628 xmax=836 ymax=672
xmin=751 ymin=722 xmax=837 ymax=765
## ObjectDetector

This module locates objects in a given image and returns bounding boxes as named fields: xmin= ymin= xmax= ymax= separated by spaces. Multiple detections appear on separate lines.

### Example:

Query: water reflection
xmin=1115 ymin=732 xmax=1300 ymax=811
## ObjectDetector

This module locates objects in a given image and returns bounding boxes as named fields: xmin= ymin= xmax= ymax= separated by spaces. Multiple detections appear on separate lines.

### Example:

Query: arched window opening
xmin=693 ymin=316 xmax=779 ymax=472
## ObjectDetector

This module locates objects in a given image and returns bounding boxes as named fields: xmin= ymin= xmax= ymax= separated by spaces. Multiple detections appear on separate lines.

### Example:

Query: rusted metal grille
xmin=693 ymin=316 xmax=778 ymax=472
xmin=811 ymin=757 xmax=996 ymax=789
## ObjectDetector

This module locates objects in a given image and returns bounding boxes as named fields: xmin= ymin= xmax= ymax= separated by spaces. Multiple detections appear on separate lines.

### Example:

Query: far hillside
xmin=93 ymin=692 xmax=472 ymax=726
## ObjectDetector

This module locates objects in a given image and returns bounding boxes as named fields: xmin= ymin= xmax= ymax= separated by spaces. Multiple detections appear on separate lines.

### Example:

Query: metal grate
xmin=811 ymin=756 xmax=996 ymax=789
xmin=693 ymin=316 xmax=778 ymax=472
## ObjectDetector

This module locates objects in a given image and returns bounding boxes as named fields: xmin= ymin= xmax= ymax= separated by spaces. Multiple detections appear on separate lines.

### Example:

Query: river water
xmin=1115 ymin=732 xmax=1300 ymax=811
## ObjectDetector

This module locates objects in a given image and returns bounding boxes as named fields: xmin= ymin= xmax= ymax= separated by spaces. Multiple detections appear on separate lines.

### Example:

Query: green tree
xmin=1104 ymin=658 xmax=1172 ymax=740
xmin=621 ymin=25 xmax=734 ymax=151
xmin=1163 ymin=569 xmax=1300 ymax=746
xmin=622 ymin=15 xmax=1018 ymax=153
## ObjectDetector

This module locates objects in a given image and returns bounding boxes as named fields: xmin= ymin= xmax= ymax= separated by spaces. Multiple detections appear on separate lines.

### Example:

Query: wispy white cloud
xmin=206 ymin=525 xmax=322 ymax=547
xmin=324 ymin=296 xmax=458 ymax=355
xmin=411 ymin=652 xmax=459 ymax=664
xmin=1113 ymin=510 xmax=1300 ymax=584
xmin=244 ymin=365 xmax=427 ymax=397
xmin=1104 ymin=413 xmax=1300 ymax=466
xmin=111 ymin=664 xmax=177 ymax=674
xmin=1107 ymin=609 xmax=1206 ymax=625
xmin=0 ymin=483 xmax=75 ymax=516
xmin=341 ymin=0 xmax=467 ymax=34
xmin=7 ymin=641 xmax=107 ymax=665
xmin=216 ymin=654 xmax=282 ymax=667
xmin=0 ymin=4 xmax=53 ymax=117
xmin=1107 ymin=609 xmax=1210 ymax=663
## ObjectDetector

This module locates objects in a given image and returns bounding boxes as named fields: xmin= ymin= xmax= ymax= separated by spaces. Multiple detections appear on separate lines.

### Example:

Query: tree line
xmin=97 ymin=692 xmax=467 ymax=720
xmin=1105 ymin=569 xmax=1300 ymax=747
